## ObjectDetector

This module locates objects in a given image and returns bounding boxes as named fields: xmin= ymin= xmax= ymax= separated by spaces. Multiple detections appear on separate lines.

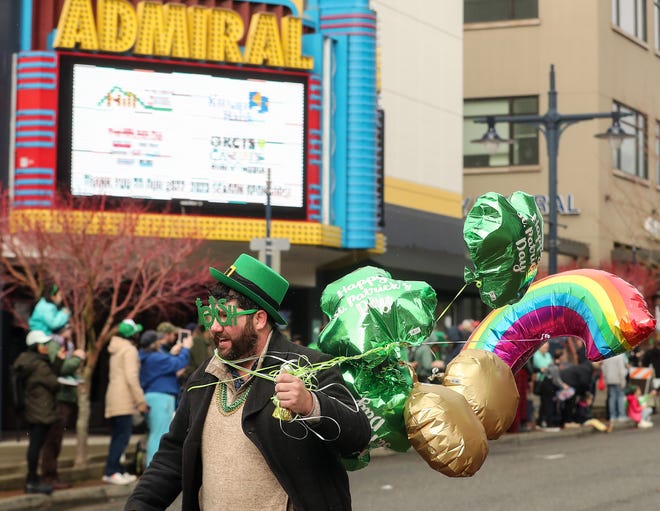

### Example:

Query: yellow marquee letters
xmin=54 ymin=0 xmax=313 ymax=70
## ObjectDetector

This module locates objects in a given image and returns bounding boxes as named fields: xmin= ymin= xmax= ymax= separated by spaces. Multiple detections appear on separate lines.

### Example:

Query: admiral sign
xmin=55 ymin=0 xmax=313 ymax=69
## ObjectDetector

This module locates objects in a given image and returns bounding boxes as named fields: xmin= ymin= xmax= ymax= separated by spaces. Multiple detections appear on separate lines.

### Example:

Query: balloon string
xmin=275 ymin=382 xmax=360 ymax=442
xmin=434 ymin=283 xmax=467 ymax=324
xmin=188 ymin=336 xmax=548 ymax=394
xmin=188 ymin=345 xmax=405 ymax=399
xmin=424 ymin=337 xmax=549 ymax=346
xmin=189 ymin=350 xmax=364 ymax=443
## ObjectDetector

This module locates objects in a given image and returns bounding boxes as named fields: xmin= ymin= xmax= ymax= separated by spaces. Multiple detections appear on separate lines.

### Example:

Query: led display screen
xmin=57 ymin=55 xmax=307 ymax=218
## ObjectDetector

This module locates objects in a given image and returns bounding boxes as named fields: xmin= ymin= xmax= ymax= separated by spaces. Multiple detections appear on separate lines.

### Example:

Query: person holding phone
xmin=138 ymin=329 xmax=192 ymax=467
xmin=156 ymin=322 xmax=179 ymax=352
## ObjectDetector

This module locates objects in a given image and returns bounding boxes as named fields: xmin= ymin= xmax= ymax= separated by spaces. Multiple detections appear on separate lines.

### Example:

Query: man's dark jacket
xmin=125 ymin=331 xmax=371 ymax=510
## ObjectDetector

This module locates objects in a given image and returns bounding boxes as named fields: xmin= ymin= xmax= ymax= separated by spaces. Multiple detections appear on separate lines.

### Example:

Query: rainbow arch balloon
xmin=463 ymin=269 xmax=656 ymax=373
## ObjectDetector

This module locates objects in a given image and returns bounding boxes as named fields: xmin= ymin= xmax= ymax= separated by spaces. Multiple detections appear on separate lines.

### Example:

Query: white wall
xmin=374 ymin=0 xmax=464 ymax=200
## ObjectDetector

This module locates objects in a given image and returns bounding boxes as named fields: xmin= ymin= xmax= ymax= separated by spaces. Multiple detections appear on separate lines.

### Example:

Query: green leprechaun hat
xmin=210 ymin=254 xmax=289 ymax=325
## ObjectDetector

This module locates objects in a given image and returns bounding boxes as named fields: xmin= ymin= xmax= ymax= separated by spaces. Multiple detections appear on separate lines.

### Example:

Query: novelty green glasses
xmin=196 ymin=296 xmax=258 ymax=329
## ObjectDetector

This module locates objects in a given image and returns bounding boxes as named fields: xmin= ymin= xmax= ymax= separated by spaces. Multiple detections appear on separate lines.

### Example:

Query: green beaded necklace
xmin=216 ymin=380 xmax=253 ymax=416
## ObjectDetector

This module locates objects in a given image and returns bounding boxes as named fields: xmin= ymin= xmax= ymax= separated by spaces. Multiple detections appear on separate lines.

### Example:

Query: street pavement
xmin=350 ymin=421 xmax=660 ymax=511
xmin=0 ymin=418 xmax=643 ymax=511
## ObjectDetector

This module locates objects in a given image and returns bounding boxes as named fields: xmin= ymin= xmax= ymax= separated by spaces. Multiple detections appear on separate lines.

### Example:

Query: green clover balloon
xmin=319 ymin=266 xmax=437 ymax=469
xmin=463 ymin=191 xmax=543 ymax=308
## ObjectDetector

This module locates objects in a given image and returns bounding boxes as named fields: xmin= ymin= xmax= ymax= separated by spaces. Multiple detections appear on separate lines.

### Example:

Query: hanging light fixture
xmin=470 ymin=117 xmax=513 ymax=155
xmin=594 ymin=116 xmax=635 ymax=150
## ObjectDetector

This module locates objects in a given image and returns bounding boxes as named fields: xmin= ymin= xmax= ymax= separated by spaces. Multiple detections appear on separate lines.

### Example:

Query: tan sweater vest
xmin=200 ymin=352 xmax=292 ymax=510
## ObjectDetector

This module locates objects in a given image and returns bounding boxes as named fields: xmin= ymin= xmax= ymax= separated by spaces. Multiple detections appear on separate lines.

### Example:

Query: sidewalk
xmin=0 ymin=420 xmax=639 ymax=511
xmin=0 ymin=434 xmax=141 ymax=511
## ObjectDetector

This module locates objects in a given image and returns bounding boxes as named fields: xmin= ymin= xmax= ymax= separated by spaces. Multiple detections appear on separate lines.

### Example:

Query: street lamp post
xmin=471 ymin=64 xmax=633 ymax=275
xmin=265 ymin=167 xmax=272 ymax=268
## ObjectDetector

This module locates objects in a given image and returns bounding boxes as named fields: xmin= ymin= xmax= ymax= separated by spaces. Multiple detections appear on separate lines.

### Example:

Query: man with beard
xmin=125 ymin=254 xmax=371 ymax=511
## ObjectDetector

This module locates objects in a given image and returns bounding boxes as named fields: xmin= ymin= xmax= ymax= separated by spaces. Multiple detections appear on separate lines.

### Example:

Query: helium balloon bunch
xmin=315 ymin=190 xmax=656 ymax=478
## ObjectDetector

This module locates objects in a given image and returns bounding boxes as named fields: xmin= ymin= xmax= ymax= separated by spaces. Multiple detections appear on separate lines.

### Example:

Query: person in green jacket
xmin=41 ymin=324 xmax=86 ymax=489
xmin=411 ymin=330 xmax=446 ymax=383
xmin=12 ymin=330 xmax=66 ymax=495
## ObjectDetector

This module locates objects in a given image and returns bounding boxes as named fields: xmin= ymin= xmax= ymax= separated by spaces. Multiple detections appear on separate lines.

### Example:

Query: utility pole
xmin=472 ymin=65 xmax=632 ymax=274
xmin=265 ymin=168 xmax=272 ymax=268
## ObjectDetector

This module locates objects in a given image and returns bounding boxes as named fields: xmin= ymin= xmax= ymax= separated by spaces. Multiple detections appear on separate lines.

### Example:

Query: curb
xmin=0 ymin=482 xmax=135 ymax=511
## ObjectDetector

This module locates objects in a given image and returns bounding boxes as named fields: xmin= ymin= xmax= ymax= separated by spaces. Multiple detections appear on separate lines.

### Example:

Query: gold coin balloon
xmin=443 ymin=349 xmax=518 ymax=440
xmin=404 ymin=383 xmax=489 ymax=477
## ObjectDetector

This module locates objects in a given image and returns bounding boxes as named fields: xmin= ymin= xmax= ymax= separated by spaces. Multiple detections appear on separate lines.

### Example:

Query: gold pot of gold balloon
xmin=403 ymin=349 xmax=519 ymax=477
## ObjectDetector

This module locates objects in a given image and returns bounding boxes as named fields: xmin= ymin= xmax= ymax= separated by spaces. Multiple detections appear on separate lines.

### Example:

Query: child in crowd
xmin=574 ymin=392 xmax=608 ymax=432
xmin=626 ymin=385 xmax=654 ymax=429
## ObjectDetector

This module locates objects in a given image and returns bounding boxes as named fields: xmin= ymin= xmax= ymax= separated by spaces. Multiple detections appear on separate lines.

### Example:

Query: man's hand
xmin=275 ymin=372 xmax=313 ymax=416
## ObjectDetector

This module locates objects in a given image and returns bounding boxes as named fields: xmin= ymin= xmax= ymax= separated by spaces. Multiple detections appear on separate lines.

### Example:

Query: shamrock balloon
xmin=319 ymin=266 xmax=437 ymax=468
xmin=463 ymin=191 xmax=543 ymax=308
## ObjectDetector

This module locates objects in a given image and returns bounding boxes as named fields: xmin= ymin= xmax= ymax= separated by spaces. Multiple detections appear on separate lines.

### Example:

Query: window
xmin=655 ymin=121 xmax=660 ymax=185
xmin=613 ymin=102 xmax=647 ymax=179
xmin=612 ymin=0 xmax=647 ymax=40
xmin=655 ymin=0 xmax=660 ymax=49
xmin=464 ymin=97 xmax=539 ymax=168
xmin=464 ymin=0 xmax=538 ymax=23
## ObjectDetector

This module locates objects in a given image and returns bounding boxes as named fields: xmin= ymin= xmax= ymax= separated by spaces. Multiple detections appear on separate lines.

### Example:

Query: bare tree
xmin=1 ymin=189 xmax=217 ymax=466
xmin=536 ymin=260 xmax=658 ymax=308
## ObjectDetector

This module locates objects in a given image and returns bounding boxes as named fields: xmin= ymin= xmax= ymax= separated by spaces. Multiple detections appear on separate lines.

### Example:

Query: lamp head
xmin=594 ymin=118 xmax=634 ymax=150
xmin=470 ymin=119 xmax=513 ymax=155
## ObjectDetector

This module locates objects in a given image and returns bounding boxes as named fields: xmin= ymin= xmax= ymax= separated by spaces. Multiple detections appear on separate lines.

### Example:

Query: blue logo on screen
xmin=249 ymin=92 xmax=269 ymax=113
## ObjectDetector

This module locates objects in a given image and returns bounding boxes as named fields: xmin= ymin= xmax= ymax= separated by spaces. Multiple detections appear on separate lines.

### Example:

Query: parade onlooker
xmin=601 ymin=353 xmax=629 ymax=423
xmin=445 ymin=319 xmax=475 ymax=365
xmin=626 ymin=385 xmax=654 ymax=428
xmin=574 ymin=392 xmax=608 ymax=431
xmin=12 ymin=331 xmax=65 ymax=495
xmin=126 ymin=253 xmax=370 ymax=510
xmin=139 ymin=329 xmax=192 ymax=467
xmin=560 ymin=360 xmax=598 ymax=426
xmin=574 ymin=391 xmax=593 ymax=424
xmin=179 ymin=323 xmax=213 ymax=383
xmin=41 ymin=324 xmax=86 ymax=489
xmin=532 ymin=341 xmax=552 ymax=394
xmin=28 ymin=283 xmax=70 ymax=335
xmin=641 ymin=338 xmax=660 ymax=391
xmin=538 ymin=349 xmax=569 ymax=429
xmin=156 ymin=321 xmax=179 ymax=352
xmin=103 ymin=319 xmax=148 ymax=485
xmin=412 ymin=331 xmax=446 ymax=383
xmin=628 ymin=346 xmax=644 ymax=368
xmin=508 ymin=359 xmax=533 ymax=432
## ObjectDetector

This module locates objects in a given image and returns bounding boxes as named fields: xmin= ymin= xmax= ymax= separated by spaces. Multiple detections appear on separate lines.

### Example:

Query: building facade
xmin=463 ymin=0 xmax=660 ymax=277
xmin=1 ymin=0 xmax=468 ymax=350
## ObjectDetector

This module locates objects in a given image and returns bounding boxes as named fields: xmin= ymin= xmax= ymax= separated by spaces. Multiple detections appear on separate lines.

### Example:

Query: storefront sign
xmin=534 ymin=193 xmax=580 ymax=216
xmin=463 ymin=193 xmax=580 ymax=218
xmin=54 ymin=0 xmax=313 ymax=69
